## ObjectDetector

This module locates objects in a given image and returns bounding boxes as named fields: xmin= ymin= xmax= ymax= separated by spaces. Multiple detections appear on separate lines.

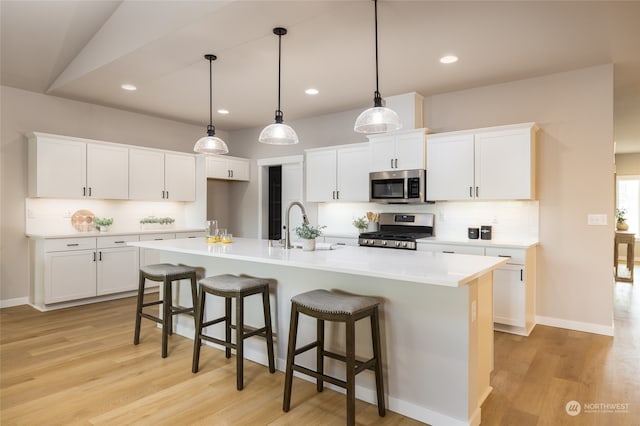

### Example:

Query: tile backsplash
xmin=25 ymin=198 xmax=203 ymax=235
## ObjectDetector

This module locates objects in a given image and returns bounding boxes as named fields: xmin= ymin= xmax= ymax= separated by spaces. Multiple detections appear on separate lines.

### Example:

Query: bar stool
xmin=133 ymin=263 xmax=198 ymax=358
xmin=192 ymin=274 xmax=276 ymax=390
xmin=283 ymin=289 xmax=385 ymax=425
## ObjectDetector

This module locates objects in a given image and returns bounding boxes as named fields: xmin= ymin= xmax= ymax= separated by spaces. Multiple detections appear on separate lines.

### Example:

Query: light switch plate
xmin=587 ymin=214 xmax=607 ymax=226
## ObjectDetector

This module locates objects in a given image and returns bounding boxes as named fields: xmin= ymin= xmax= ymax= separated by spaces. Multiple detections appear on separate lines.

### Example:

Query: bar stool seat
xmin=192 ymin=274 xmax=276 ymax=390
xmin=283 ymin=289 xmax=386 ymax=426
xmin=133 ymin=263 xmax=198 ymax=358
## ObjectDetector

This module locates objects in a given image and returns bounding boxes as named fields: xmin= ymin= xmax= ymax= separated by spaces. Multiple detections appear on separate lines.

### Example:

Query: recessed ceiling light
xmin=121 ymin=83 xmax=137 ymax=91
xmin=305 ymin=88 xmax=319 ymax=95
xmin=217 ymin=109 xmax=229 ymax=115
xmin=439 ymin=55 xmax=458 ymax=64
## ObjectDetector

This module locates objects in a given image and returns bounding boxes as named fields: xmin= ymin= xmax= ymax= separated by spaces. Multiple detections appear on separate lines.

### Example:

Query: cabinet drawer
xmin=419 ymin=243 xmax=485 ymax=256
xmin=139 ymin=233 xmax=175 ymax=241
xmin=175 ymin=231 xmax=204 ymax=239
xmin=485 ymin=247 xmax=525 ymax=264
xmin=45 ymin=237 xmax=96 ymax=252
xmin=97 ymin=234 xmax=139 ymax=249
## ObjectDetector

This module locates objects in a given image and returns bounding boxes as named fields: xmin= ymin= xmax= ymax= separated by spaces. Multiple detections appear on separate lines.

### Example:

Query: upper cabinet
xmin=368 ymin=128 xmax=427 ymax=172
xmin=206 ymin=155 xmax=250 ymax=181
xmin=129 ymin=149 xmax=195 ymax=201
xmin=28 ymin=133 xmax=128 ymax=199
xmin=306 ymin=143 xmax=370 ymax=202
xmin=426 ymin=123 xmax=538 ymax=201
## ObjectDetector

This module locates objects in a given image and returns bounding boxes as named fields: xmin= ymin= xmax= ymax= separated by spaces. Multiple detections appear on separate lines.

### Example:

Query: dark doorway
xmin=268 ymin=165 xmax=282 ymax=240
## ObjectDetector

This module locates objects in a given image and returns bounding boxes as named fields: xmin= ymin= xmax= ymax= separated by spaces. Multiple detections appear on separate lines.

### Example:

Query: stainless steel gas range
xmin=358 ymin=213 xmax=434 ymax=250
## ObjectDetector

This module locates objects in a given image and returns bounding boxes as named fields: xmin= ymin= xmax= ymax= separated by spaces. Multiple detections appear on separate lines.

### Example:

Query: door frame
xmin=256 ymin=155 xmax=304 ymax=239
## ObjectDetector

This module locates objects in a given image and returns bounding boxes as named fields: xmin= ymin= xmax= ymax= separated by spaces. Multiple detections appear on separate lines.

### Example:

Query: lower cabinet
xmin=486 ymin=247 xmax=536 ymax=336
xmin=96 ymin=236 xmax=139 ymax=295
xmin=418 ymin=242 xmax=536 ymax=335
xmin=45 ymin=248 xmax=97 ymax=303
xmin=43 ymin=235 xmax=139 ymax=304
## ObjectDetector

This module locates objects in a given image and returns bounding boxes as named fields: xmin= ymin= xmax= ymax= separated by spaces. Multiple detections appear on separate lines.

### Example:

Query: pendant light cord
xmin=209 ymin=57 xmax=213 ymax=128
xmin=278 ymin=31 xmax=282 ymax=113
xmin=273 ymin=28 xmax=286 ymax=124
xmin=373 ymin=0 xmax=382 ymax=107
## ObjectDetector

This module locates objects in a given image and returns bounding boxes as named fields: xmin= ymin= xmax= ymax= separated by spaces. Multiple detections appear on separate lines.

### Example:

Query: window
xmin=616 ymin=175 xmax=640 ymax=238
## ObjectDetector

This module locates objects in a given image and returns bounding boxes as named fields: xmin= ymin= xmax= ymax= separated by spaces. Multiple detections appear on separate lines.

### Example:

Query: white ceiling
xmin=2 ymin=0 xmax=639 ymax=152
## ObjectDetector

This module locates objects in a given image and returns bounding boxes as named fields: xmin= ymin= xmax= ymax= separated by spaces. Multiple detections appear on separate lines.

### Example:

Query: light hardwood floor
xmin=1 ymin=277 xmax=638 ymax=425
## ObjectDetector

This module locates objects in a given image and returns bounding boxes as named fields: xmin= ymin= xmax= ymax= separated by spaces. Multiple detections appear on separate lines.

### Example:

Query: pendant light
xmin=194 ymin=54 xmax=229 ymax=155
xmin=354 ymin=0 xmax=401 ymax=134
xmin=259 ymin=27 xmax=299 ymax=145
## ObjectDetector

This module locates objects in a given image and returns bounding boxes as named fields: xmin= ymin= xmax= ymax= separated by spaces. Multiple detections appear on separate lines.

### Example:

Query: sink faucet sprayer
xmin=284 ymin=201 xmax=310 ymax=249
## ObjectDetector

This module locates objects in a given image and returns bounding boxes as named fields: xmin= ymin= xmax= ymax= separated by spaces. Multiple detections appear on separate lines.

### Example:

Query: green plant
xmin=616 ymin=208 xmax=627 ymax=224
xmin=352 ymin=216 xmax=368 ymax=232
xmin=139 ymin=216 xmax=175 ymax=225
xmin=94 ymin=217 xmax=113 ymax=227
xmin=295 ymin=223 xmax=326 ymax=239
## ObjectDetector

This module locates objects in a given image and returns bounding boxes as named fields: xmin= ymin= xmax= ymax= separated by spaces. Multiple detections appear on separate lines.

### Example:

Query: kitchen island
xmin=129 ymin=237 xmax=508 ymax=426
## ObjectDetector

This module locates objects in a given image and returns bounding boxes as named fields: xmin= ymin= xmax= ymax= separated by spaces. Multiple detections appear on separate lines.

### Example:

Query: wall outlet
xmin=27 ymin=209 xmax=35 ymax=218
xmin=63 ymin=210 xmax=72 ymax=218
xmin=587 ymin=214 xmax=607 ymax=226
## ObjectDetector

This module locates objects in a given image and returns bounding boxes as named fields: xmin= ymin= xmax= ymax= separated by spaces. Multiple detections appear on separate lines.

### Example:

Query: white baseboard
xmin=0 ymin=297 xmax=29 ymax=309
xmin=536 ymin=315 xmax=614 ymax=336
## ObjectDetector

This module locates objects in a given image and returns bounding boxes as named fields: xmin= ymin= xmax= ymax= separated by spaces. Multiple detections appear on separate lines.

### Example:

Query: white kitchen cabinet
xmin=305 ymin=143 xmax=369 ymax=202
xmin=417 ymin=241 xmax=537 ymax=336
xmin=45 ymin=248 xmax=97 ymax=304
xmin=486 ymin=246 xmax=536 ymax=336
xmin=206 ymin=155 xmax=250 ymax=181
xmin=426 ymin=123 xmax=537 ymax=201
xmin=418 ymin=243 xmax=485 ymax=256
xmin=139 ymin=233 xmax=176 ymax=276
xmin=129 ymin=149 xmax=196 ymax=201
xmin=96 ymin=235 xmax=139 ymax=295
xmin=43 ymin=236 xmax=140 ymax=303
xmin=28 ymin=133 xmax=128 ymax=199
xmin=368 ymin=128 xmax=426 ymax=172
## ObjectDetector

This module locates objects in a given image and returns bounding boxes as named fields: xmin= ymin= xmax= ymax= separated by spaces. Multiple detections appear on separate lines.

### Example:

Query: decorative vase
xmin=98 ymin=225 xmax=108 ymax=233
xmin=301 ymin=238 xmax=316 ymax=251
xmin=617 ymin=221 xmax=629 ymax=231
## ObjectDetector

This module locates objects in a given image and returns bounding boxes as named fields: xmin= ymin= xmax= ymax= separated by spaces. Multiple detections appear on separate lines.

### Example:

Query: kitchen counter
xmin=26 ymin=228 xmax=204 ymax=239
xmin=418 ymin=236 xmax=538 ymax=249
xmin=130 ymin=237 xmax=507 ymax=287
xmin=129 ymin=237 xmax=506 ymax=426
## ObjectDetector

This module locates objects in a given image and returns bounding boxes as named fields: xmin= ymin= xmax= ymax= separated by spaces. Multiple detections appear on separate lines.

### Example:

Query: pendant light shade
xmin=259 ymin=27 xmax=299 ymax=145
xmin=194 ymin=54 xmax=228 ymax=155
xmin=354 ymin=0 xmax=401 ymax=134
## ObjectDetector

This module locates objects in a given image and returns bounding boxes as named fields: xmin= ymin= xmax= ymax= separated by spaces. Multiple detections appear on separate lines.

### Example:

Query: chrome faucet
xmin=284 ymin=201 xmax=310 ymax=249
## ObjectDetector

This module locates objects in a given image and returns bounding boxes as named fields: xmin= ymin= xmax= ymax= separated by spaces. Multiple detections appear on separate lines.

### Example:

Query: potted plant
xmin=352 ymin=216 xmax=369 ymax=234
xmin=94 ymin=217 xmax=113 ymax=232
xmin=616 ymin=208 xmax=629 ymax=231
xmin=295 ymin=223 xmax=326 ymax=251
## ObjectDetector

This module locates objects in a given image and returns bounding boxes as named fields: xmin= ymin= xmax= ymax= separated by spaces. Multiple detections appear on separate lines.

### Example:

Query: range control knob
xmin=402 ymin=242 xmax=408 ymax=248
xmin=395 ymin=241 xmax=401 ymax=247
xmin=381 ymin=240 xmax=387 ymax=246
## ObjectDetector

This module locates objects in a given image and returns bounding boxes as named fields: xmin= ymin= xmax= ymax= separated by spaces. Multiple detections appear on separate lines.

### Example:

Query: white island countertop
xmin=129 ymin=237 xmax=508 ymax=288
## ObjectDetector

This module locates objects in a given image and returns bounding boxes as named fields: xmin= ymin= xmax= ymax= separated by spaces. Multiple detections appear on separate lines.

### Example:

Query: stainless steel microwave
xmin=369 ymin=169 xmax=427 ymax=203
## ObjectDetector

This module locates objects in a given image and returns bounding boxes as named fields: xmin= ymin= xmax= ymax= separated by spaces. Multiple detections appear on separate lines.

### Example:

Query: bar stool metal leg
xmin=263 ymin=288 xmax=276 ymax=373
xmin=283 ymin=304 xmax=299 ymax=412
xmin=192 ymin=286 xmax=206 ymax=373
xmin=372 ymin=308 xmax=386 ymax=416
xmin=225 ymin=297 xmax=232 ymax=359
xmin=317 ymin=318 xmax=324 ymax=392
xmin=162 ymin=277 xmax=171 ymax=358
xmin=236 ymin=294 xmax=244 ymax=390
xmin=134 ymin=270 xmax=145 ymax=345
